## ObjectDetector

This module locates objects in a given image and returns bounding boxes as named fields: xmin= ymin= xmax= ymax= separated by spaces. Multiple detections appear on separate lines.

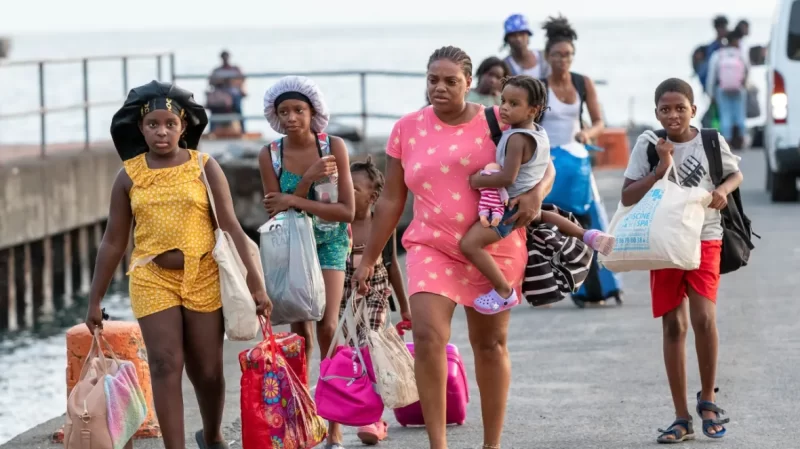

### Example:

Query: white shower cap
xmin=263 ymin=76 xmax=330 ymax=134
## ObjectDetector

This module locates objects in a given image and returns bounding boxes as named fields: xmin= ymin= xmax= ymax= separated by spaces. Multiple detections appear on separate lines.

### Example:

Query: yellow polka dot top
xmin=124 ymin=149 xmax=216 ymax=294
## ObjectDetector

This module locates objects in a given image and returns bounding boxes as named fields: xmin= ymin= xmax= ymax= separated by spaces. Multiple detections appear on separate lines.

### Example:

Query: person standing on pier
xmin=85 ymin=80 xmax=271 ymax=449
xmin=258 ymin=76 xmax=355 ymax=449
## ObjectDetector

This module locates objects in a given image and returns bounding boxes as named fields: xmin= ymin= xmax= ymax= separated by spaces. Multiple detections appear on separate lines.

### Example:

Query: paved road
xmin=4 ymin=149 xmax=799 ymax=449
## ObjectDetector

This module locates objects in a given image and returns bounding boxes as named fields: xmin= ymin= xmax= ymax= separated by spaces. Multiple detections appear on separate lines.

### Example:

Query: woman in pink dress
xmin=352 ymin=46 xmax=555 ymax=449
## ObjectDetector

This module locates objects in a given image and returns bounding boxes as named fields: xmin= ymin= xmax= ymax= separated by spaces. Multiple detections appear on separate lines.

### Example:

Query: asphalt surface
xmin=4 ymin=149 xmax=799 ymax=449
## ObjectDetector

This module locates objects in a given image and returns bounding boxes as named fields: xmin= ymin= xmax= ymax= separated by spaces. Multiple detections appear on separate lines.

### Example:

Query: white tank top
xmin=505 ymin=51 xmax=548 ymax=79
xmin=539 ymin=87 xmax=582 ymax=148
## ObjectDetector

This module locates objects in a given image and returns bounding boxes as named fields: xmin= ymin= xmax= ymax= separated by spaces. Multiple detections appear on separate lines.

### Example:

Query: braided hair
xmin=543 ymin=15 xmax=578 ymax=55
xmin=501 ymin=75 xmax=549 ymax=123
xmin=350 ymin=155 xmax=385 ymax=195
xmin=427 ymin=46 xmax=473 ymax=79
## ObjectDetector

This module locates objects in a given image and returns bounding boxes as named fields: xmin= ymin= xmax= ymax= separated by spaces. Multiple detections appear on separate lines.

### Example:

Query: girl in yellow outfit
xmin=84 ymin=81 xmax=271 ymax=449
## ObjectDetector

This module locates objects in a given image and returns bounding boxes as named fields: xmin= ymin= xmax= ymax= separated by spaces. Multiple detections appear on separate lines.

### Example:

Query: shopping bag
xmin=259 ymin=210 xmax=326 ymax=325
xmin=315 ymin=293 xmax=384 ymax=427
xmin=599 ymin=162 xmax=711 ymax=272
xmin=65 ymin=330 xmax=148 ymax=449
xmin=362 ymin=298 xmax=418 ymax=409
xmin=239 ymin=318 xmax=327 ymax=449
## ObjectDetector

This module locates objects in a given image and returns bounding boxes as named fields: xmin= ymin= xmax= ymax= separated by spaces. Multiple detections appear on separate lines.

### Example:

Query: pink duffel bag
xmin=392 ymin=321 xmax=469 ymax=426
xmin=315 ymin=293 xmax=384 ymax=427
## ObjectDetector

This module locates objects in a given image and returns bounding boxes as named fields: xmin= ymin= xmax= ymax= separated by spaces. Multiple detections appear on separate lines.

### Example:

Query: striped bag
xmin=522 ymin=205 xmax=594 ymax=306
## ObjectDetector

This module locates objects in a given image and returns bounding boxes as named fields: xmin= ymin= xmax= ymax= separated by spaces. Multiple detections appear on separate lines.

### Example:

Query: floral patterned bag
xmin=239 ymin=318 xmax=326 ymax=449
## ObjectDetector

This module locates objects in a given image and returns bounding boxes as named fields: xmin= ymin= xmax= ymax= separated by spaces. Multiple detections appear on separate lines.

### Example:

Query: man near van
xmin=706 ymin=29 xmax=749 ymax=149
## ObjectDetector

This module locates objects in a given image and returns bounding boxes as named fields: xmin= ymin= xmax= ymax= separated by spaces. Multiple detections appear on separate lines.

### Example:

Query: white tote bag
xmin=199 ymin=156 xmax=261 ymax=341
xmin=598 ymin=162 xmax=711 ymax=272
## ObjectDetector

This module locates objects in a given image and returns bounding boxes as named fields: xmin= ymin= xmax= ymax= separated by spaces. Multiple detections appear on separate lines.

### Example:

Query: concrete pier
xmin=0 ymin=145 xmax=121 ymax=331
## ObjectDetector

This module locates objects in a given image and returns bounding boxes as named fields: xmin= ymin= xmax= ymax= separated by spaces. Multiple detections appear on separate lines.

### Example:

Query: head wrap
xmin=263 ymin=76 xmax=329 ymax=134
xmin=504 ymin=14 xmax=533 ymax=38
xmin=139 ymin=97 xmax=185 ymax=119
xmin=110 ymin=80 xmax=208 ymax=161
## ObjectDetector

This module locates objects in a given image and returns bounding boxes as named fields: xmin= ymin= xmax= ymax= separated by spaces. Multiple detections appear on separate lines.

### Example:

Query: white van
xmin=765 ymin=0 xmax=800 ymax=202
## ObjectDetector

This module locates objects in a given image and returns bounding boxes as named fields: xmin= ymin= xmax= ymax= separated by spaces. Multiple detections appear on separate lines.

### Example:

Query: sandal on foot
xmin=657 ymin=418 xmax=695 ymax=444
xmin=357 ymin=420 xmax=388 ymax=445
xmin=324 ymin=444 xmax=346 ymax=449
xmin=195 ymin=430 xmax=230 ymax=449
xmin=473 ymin=289 xmax=519 ymax=315
xmin=696 ymin=388 xmax=730 ymax=438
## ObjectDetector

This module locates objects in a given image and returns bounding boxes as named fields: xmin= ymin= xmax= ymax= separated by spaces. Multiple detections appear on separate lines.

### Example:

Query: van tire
xmin=770 ymin=172 xmax=799 ymax=202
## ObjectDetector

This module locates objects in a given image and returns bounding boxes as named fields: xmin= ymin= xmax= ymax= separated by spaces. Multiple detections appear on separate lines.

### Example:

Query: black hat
xmin=110 ymin=80 xmax=208 ymax=161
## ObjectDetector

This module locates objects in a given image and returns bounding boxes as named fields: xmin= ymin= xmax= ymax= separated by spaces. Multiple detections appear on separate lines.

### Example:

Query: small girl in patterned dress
xmin=342 ymin=156 xmax=411 ymax=446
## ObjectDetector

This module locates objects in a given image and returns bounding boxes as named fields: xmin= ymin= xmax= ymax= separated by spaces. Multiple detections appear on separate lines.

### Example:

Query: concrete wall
xmin=0 ymin=149 xmax=120 ymax=250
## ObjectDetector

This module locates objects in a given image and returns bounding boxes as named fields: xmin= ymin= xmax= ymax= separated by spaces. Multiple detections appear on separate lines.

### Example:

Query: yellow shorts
xmin=129 ymin=254 xmax=221 ymax=319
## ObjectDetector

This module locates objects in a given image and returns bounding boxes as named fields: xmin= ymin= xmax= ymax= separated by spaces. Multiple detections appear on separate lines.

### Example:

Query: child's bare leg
xmin=661 ymin=299 xmax=692 ymax=441
xmin=539 ymin=210 xmax=588 ymax=239
xmin=688 ymin=287 xmax=723 ymax=435
xmin=459 ymin=222 xmax=511 ymax=297
xmin=540 ymin=210 xmax=616 ymax=256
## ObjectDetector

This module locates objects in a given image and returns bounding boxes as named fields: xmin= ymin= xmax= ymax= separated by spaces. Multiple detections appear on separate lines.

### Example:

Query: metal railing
xmin=0 ymin=51 xmax=174 ymax=156
xmin=174 ymin=69 xmax=609 ymax=137
xmin=174 ymin=69 xmax=433 ymax=136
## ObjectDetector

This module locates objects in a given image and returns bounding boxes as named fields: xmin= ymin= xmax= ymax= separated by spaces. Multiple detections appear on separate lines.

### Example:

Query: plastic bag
xmin=240 ymin=318 xmax=327 ymax=449
xmin=259 ymin=210 xmax=326 ymax=325
xmin=599 ymin=162 xmax=711 ymax=272
xmin=363 ymin=302 xmax=418 ymax=409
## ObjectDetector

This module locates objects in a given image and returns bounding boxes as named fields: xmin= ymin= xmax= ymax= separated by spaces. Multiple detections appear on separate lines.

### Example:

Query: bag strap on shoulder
xmin=700 ymin=128 xmax=723 ymax=187
xmin=539 ymin=72 xmax=587 ymax=127
xmin=197 ymin=152 xmax=220 ymax=229
xmin=646 ymin=129 xmax=669 ymax=172
xmin=485 ymin=106 xmax=503 ymax=146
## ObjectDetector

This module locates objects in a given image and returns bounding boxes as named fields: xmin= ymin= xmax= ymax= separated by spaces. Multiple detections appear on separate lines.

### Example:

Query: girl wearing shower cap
xmin=89 ymin=80 xmax=272 ymax=449
xmin=259 ymin=76 xmax=355 ymax=449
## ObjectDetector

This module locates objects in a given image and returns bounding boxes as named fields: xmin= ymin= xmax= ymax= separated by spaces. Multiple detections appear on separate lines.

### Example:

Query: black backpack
xmin=646 ymin=128 xmax=758 ymax=274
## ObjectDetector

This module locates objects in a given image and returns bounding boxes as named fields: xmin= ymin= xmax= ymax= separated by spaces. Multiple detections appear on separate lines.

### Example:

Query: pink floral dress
xmin=386 ymin=106 xmax=527 ymax=306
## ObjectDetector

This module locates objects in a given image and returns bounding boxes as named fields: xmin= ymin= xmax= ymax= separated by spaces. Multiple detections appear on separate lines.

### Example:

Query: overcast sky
xmin=0 ymin=0 xmax=778 ymax=34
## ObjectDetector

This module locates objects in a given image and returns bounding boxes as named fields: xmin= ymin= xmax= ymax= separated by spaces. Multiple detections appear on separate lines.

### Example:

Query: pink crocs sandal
xmin=357 ymin=420 xmax=388 ymax=445
xmin=472 ymin=289 xmax=519 ymax=315
xmin=583 ymin=230 xmax=616 ymax=256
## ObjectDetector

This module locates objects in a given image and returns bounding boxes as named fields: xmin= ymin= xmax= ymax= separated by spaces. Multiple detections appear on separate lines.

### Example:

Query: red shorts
xmin=649 ymin=240 xmax=722 ymax=318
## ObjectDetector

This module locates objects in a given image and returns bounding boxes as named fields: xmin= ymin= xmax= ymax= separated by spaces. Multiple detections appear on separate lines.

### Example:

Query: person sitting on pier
xmin=86 ymin=80 xmax=271 ymax=449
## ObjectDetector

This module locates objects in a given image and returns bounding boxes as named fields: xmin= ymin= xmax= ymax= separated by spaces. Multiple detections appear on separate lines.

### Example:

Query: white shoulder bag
xmin=198 ymin=154 xmax=261 ymax=341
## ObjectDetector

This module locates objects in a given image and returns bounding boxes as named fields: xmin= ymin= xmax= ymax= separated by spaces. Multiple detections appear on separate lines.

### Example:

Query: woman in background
xmin=466 ymin=57 xmax=511 ymax=107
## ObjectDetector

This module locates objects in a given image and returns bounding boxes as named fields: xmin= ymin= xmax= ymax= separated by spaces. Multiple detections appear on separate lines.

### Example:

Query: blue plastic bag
xmin=544 ymin=142 xmax=600 ymax=215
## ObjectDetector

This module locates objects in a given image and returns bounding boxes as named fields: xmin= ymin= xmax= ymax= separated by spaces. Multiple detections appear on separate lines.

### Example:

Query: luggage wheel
xmin=572 ymin=296 xmax=586 ymax=308
xmin=614 ymin=293 xmax=624 ymax=305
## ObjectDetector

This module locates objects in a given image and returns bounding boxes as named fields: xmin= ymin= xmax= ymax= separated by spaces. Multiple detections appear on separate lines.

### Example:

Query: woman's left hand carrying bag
xmin=199 ymin=155 xmax=261 ymax=341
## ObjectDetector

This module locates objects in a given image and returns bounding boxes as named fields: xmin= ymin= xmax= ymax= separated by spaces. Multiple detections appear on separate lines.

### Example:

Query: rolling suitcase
xmin=392 ymin=323 xmax=469 ymax=426
xmin=572 ymin=174 xmax=624 ymax=308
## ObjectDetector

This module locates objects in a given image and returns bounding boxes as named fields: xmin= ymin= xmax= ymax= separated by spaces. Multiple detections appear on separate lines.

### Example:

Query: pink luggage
xmin=392 ymin=341 xmax=469 ymax=426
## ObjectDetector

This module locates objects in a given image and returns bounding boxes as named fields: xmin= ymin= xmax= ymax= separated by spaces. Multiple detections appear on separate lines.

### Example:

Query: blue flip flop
xmin=696 ymin=388 xmax=730 ymax=438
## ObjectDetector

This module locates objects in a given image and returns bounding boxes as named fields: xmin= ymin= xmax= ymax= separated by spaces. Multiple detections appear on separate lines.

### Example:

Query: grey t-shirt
xmin=623 ymin=131 xmax=741 ymax=240
xmin=496 ymin=125 xmax=551 ymax=198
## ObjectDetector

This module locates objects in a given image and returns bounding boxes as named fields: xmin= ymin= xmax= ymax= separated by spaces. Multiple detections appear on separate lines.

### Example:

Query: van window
xmin=789 ymin=0 xmax=800 ymax=59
